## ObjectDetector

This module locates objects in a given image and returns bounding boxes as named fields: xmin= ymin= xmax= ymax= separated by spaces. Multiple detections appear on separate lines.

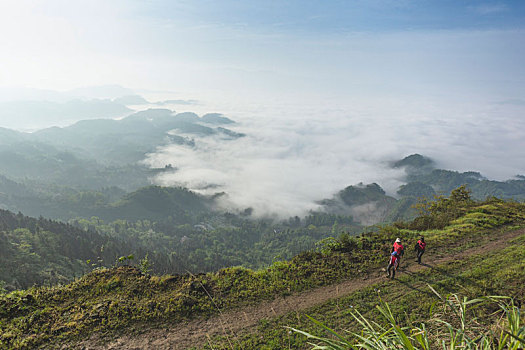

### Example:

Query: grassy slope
xmin=201 ymin=232 xmax=525 ymax=349
xmin=1 ymin=199 xmax=524 ymax=349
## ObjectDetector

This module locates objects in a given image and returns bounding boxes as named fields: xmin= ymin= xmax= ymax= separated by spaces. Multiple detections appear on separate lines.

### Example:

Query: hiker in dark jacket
xmin=414 ymin=236 xmax=426 ymax=264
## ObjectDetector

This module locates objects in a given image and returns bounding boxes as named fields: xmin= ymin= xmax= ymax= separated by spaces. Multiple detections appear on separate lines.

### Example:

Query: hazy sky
xmin=1 ymin=1 xmax=525 ymax=215
xmin=1 ymin=0 xmax=524 ymax=101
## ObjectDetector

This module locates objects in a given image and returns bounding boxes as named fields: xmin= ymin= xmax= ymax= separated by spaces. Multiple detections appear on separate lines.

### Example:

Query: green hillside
xmin=0 ymin=209 xmax=143 ymax=290
xmin=0 ymin=186 xmax=361 ymax=288
xmin=233 ymin=232 xmax=525 ymax=350
xmin=1 ymin=189 xmax=524 ymax=349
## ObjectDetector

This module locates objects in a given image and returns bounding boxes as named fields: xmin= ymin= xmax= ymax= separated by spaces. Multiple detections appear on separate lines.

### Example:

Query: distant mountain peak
xmin=393 ymin=154 xmax=434 ymax=169
xmin=174 ymin=112 xmax=200 ymax=123
xmin=201 ymin=113 xmax=235 ymax=125
xmin=124 ymin=108 xmax=174 ymax=121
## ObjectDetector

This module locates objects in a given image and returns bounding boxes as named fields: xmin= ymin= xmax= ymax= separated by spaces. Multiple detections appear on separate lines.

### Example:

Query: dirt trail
xmin=77 ymin=228 xmax=524 ymax=350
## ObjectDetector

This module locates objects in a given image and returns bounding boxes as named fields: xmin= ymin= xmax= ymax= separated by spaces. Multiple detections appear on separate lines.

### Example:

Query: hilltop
xmin=0 ymin=109 xmax=239 ymax=192
xmin=1 ymin=189 xmax=524 ymax=349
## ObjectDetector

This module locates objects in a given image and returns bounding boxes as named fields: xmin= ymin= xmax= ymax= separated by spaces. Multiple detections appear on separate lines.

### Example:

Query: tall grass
xmin=290 ymin=286 xmax=525 ymax=350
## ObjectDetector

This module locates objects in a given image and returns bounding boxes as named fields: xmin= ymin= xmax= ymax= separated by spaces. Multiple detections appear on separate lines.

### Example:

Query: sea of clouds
xmin=143 ymin=96 xmax=525 ymax=218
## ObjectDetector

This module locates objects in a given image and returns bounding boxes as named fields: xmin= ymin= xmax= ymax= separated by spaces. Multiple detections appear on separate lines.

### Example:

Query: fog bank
xmin=143 ymin=97 xmax=525 ymax=218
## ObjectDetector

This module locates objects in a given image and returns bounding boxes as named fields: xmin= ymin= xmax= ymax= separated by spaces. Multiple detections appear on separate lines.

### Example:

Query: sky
xmin=1 ymin=0 xmax=524 ymax=100
xmin=1 ymin=0 xmax=525 ymax=216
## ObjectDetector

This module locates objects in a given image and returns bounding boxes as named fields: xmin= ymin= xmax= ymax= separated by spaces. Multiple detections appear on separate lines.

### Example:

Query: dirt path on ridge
xmin=76 ymin=228 xmax=525 ymax=350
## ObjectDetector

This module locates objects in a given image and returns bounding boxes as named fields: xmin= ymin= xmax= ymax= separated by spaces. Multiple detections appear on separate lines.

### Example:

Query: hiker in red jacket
xmin=414 ymin=236 xmax=426 ymax=264
xmin=392 ymin=238 xmax=404 ymax=267
xmin=386 ymin=238 xmax=404 ymax=279
xmin=386 ymin=250 xmax=400 ymax=279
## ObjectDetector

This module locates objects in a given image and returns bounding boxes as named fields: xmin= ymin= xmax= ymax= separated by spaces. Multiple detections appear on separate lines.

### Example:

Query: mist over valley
xmin=1 ymin=96 xmax=524 ymax=224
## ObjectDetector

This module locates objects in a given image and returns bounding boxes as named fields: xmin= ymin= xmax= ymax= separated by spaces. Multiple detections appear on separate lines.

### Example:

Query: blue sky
xmin=140 ymin=0 xmax=525 ymax=32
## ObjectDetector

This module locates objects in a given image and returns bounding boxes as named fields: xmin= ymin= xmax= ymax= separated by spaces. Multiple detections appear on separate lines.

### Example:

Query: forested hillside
xmin=1 ymin=189 xmax=524 ymax=349
xmin=0 ymin=203 xmax=360 ymax=290
xmin=2 ymin=152 xmax=525 ymax=292
xmin=0 ymin=210 xmax=142 ymax=290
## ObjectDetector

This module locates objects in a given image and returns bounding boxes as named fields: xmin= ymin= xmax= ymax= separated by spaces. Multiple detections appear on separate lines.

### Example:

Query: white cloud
xmin=143 ymin=96 xmax=525 ymax=218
